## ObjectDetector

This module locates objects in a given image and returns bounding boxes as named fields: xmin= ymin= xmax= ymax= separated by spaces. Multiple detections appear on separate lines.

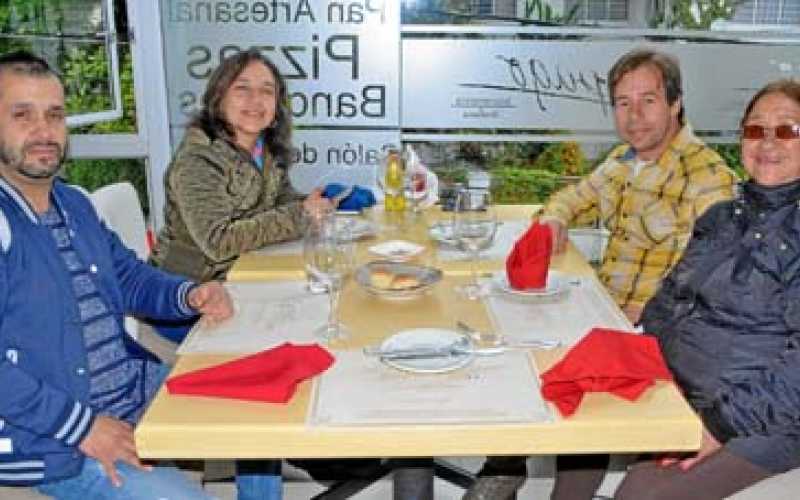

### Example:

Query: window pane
xmin=62 ymin=157 xmax=149 ymax=216
xmin=0 ymin=0 xmax=133 ymax=132
xmin=733 ymin=0 xmax=800 ymax=24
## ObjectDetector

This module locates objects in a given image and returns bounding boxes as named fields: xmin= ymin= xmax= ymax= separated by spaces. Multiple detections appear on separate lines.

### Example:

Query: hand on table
xmin=539 ymin=217 xmax=568 ymax=254
xmin=188 ymin=281 xmax=233 ymax=326
xmin=303 ymin=188 xmax=334 ymax=219
xmin=79 ymin=415 xmax=151 ymax=487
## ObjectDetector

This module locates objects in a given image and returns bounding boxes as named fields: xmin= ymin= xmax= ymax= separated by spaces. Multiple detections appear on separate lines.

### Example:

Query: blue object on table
xmin=322 ymin=183 xmax=376 ymax=211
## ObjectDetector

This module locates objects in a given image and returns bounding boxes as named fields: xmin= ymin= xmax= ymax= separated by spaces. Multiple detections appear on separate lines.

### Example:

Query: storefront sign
xmin=402 ymin=38 xmax=800 ymax=137
xmin=160 ymin=0 xmax=400 ymax=192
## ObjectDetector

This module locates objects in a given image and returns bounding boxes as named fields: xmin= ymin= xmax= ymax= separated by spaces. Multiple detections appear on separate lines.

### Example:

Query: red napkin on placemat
xmin=540 ymin=328 xmax=673 ymax=417
xmin=506 ymin=222 xmax=553 ymax=289
xmin=166 ymin=343 xmax=334 ymax=404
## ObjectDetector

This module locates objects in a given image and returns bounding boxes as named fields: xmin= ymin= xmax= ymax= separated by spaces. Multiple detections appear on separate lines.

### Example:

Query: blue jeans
xmin=36 ymin=458 xmax=212 ymax=499
xmin=236 ymin=460 xmax=283 ymax=500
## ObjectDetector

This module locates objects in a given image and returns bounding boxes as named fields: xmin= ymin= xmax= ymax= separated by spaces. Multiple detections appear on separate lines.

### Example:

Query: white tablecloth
xmin=311 ymin=350 xmax=552 ymax=426
xmin=178 ymin=281 xmax=328 ymax=354
xmin=436 ymin=219 xmax=529 ymax=261
xmin=484 ymin=274 xmax=633 ymax=347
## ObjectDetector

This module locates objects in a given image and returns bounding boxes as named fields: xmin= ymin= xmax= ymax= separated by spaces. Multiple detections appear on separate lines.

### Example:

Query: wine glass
xmin=405 ymin=169 xmax=428 ymax=215
xmin=303 ymin=216 xmax=355 ymax=341
xmin=453 ymin=188 xmax=497 ymax=300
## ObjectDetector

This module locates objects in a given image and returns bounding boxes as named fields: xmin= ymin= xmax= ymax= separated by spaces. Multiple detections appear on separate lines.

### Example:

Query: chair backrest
xmin=89 ymin=182 xmax=149 ymax=260
xmin=88 ymin=182 xmax=148 ymax=340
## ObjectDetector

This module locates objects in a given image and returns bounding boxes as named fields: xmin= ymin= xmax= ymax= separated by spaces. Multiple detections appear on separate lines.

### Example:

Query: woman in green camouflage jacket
xmin=151 ymin=49 xmax=328 ymax=286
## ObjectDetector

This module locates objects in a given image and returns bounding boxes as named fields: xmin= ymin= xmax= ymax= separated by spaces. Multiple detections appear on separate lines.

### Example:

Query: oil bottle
xmin=383 ymin=149 xmax=406 ymax=212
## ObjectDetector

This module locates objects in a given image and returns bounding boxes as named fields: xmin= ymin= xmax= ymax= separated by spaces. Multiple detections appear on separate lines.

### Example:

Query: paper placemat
xmin=178 ymin=281 xmax=327 ymax=354
xmin=436 ymin=220 xmax=529 ymax=261
xmin=310 ymin=350 xmax=552 ymax=426
xmin=484 ymin=275 xmax=633 ymax=347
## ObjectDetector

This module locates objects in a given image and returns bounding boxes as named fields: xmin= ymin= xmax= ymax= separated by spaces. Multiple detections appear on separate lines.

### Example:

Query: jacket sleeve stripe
xmin=53 ymin=402 xmax=81 ymax=440
xmin=64 ymin=406 xmax=93 ymax=446
xmin=177 ymin=281 xmax=197 ymax=317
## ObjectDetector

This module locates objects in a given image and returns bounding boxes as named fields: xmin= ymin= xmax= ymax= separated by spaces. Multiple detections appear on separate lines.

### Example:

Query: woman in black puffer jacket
xmin=614 ymin=79 xmax=800 ymax=499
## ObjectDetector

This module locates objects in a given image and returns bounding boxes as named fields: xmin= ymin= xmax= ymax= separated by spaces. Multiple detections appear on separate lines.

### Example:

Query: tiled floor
xmin=6 ymin=455 xmax=800 ymax=499
xmin=203 ymin=457 xmax=566 ymax=499
xmin=205 ymin=476 xmax=558 ymax=500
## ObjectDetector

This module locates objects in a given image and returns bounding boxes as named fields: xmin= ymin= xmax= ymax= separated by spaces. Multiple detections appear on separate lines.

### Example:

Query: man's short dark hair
xmin=0 ymin=50 xmax=62 ymax=82
xmin=608 ymin=49 xmax=684 ymax=123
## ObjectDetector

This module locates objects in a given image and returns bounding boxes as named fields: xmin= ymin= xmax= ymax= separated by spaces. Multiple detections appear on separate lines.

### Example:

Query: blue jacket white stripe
xmin=0 ymin=178 xmax=195 ymax=485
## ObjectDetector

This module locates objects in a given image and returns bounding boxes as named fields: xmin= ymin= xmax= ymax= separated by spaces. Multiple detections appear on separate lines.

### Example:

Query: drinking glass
xmin=303 ymin=215 xmax=355 ymax=341
xmin=303 ymin=209 xmax=333 ymax=294
xmin=405 ymin=169 xmax=428 ymax=215
xmin=453 ymin=188 xmax=497 ymax=300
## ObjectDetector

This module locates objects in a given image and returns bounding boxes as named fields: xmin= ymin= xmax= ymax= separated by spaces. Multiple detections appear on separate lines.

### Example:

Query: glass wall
xmin=1 ymin=0 xmax=150 ymax=214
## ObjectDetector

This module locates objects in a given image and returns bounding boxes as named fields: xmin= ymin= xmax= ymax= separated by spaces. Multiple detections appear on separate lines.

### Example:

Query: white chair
xmin=87 ymin=182 xmax=150 ymax=343
xmin=568 ymin=227 xmax=610 ymax=264
xmin=89 ymin=181 xmax=149 ymax=261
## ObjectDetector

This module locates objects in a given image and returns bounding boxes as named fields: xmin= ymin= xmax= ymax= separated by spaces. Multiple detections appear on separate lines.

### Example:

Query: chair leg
xmin=310 ymin=462 xmax=393 ymax=500
xmin=392 ymin=459 xmax=434 ymax=500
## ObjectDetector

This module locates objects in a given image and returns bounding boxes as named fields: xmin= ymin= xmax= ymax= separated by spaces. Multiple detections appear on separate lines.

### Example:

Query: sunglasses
xmin=741 ymin=124 xmax=800 ymax=141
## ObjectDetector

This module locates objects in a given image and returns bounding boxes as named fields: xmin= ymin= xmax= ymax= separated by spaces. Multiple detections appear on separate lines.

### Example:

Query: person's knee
xmin=117 ymin=463 xmax=211 ymax=499
xmin=613 ymin=464 xmax=669 ymax=500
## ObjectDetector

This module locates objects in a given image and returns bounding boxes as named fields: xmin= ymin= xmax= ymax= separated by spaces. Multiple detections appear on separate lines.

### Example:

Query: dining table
xmin=135 ymin=205 xmax=701 ymax=470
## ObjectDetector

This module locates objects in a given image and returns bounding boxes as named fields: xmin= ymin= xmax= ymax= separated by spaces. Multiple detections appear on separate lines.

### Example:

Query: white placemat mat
xmin=310 ymin=350 xmax=552 ymax=426
xmin=177 ymin=281 xmax=327 ymax=354
xmin=251 ymin=238 xmax=304 ymax=256
xmin=484 ymin=275 xmax=633 ymax=347
xmin=436 ymin=220 xmax=529 ymax=261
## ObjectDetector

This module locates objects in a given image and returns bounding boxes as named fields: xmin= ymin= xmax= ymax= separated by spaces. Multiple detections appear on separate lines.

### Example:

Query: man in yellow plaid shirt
xmin=464 ymin=48 xmax=738 ymax=500
xmin=540 ymin=49 xmax=737 ymax=326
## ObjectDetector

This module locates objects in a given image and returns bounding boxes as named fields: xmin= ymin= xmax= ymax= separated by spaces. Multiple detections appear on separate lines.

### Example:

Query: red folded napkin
xmin=506 ymin=222 xmax=552 ymax=289
xmin=166 ymin=343 xmax=334 ymax=404
xmin=540 ymin=328 xmax=673 ymax=417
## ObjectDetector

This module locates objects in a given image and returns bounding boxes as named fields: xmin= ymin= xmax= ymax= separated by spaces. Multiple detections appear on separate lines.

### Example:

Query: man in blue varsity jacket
xmin=0 ymin=51 xmax=232 ymax=498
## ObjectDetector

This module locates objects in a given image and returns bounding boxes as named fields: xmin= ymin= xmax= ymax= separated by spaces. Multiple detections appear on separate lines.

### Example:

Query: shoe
xmin=462 ymin=475 xmax=526 ymax=500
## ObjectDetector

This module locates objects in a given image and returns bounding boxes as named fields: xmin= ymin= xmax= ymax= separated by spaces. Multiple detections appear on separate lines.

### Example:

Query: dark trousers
xmin=551 ymin=449 xmax=772 ymax=500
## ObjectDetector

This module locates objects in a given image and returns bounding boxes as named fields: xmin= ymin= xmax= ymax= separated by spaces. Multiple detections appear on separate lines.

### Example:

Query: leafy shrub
xmin=711 ymin=143 xmax=746 ymax=180
xmin=531 ymin=141 xmax=588 ymax=176
xmin=491 ymin=167 xmax=561 ymax=204
xmin=62 ymin=158 xmax=149 ymax=215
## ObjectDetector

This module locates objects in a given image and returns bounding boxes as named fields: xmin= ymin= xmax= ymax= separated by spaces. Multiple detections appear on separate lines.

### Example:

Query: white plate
xmin=368 ymin=240 xmax=425 ymax=261
xmin=339 ymin=218 xmax=377 ymax=241
xmin=379 ymin=328 xmax=474 ymax=373
xmin=493 ymin=270 xmax=566 ymax=297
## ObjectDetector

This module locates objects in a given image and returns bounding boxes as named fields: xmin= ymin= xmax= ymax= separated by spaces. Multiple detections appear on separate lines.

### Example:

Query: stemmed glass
xmin=303 ymin=215 xmax=355 ymax=341
xmin=453 ymin=188 xmax=498 ymax=300
xmin=405 ymin=169 xmax=428 ymax=215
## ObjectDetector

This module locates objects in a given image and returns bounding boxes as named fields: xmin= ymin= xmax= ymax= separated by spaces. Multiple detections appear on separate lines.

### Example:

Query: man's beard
xmin=0 ymin=139 xmax=65 ymax=180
